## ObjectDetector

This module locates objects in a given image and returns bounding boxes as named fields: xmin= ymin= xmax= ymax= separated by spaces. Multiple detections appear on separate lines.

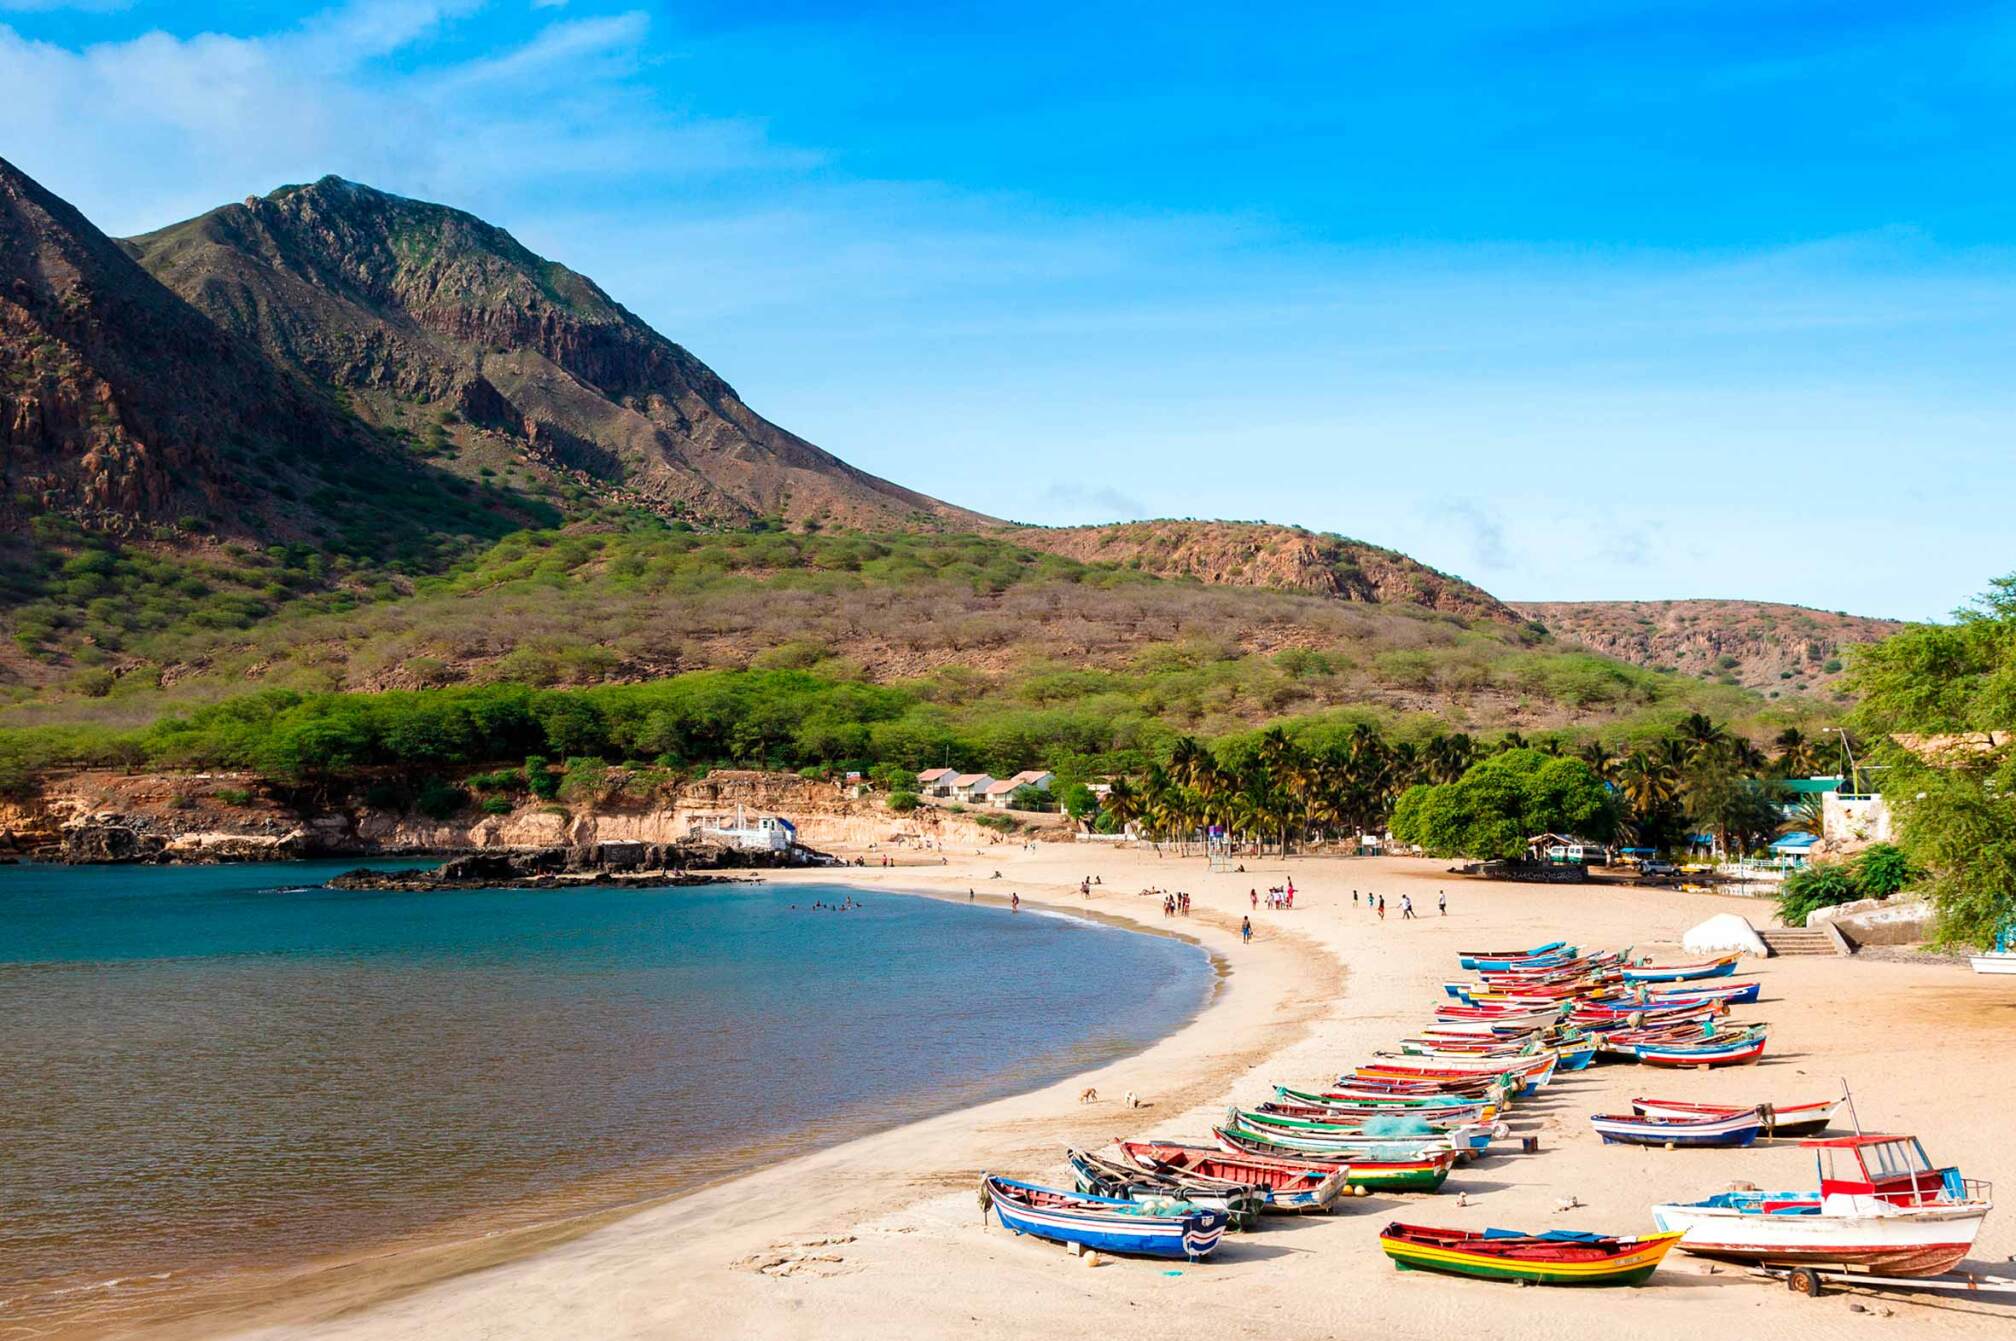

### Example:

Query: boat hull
xmin=1215 ymin=1129 xmax=1455 ymax=1191
xmin=983 ymin=1176 xmax=1226 ymax=1260
xmin=1590 ymin=1111 xmax=1762 ymax=1147
xmin=1381 ymin=1224 xmax=1683 ymax=1287
xmin=1971 ymin=953 xmax=2016 ymax=975
xmin=1650 ymin=1198 xmax=1989 ymax=1278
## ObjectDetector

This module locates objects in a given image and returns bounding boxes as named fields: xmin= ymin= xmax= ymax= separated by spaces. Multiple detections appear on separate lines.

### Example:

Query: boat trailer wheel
xmin=1786 ymin=1268 xmax=1824 ymax=1298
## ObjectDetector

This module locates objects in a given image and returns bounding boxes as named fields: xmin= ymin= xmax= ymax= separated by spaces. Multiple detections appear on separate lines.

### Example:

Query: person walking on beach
xmin=1250 ymin=889 xmax=1258 ymax=910
xmin=1401 ymin=894 xmax=1415 ymax=920
xmin=1241 ymin=916 xmax=1252 ymax=944
xmin=1352 ymin=889 xmax=1358 ymax=905
xmin=1377 ymin=894 xmax=1386 ymax=921
xmin=1438 ymin=890 xmax=1447 ymax=916
xmin=1010 ymin=892 xmax=1020 ymax=913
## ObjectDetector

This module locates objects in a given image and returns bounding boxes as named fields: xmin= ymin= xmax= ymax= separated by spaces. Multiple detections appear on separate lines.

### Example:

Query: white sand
xmin=178 ymin=847 xmax=2016 ymax=1339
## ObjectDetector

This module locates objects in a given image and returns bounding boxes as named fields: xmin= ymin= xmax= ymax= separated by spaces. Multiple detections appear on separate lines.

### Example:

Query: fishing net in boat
xmin=1360 ymin=1115 xmax=1436 ymax=1138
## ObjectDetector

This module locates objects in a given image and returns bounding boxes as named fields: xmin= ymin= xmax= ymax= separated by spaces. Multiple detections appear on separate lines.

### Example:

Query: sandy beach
xmin=124 ymin=844 xmax=2016 ymax=1341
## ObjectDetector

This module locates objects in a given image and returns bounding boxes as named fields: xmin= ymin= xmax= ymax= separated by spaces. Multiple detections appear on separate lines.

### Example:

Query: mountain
xmin=125 ymin=176 xmax=985 ymax=531
xmin=0 ymin=156 xmax=540 ymax=567
xmin=1 ymin=157 xmax=345 ymax=532
xmin=1007 ymin=521 xmax=1519 ymax=622
xmin=1511 ymin=599 xmax=1905 ymax=694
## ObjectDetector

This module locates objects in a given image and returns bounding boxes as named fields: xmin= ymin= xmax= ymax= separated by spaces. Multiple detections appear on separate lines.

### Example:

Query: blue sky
xmin=4 ymin=1 xmax=2011 ymax=619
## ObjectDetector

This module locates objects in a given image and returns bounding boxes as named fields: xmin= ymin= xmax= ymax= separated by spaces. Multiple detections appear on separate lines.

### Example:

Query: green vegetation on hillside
xmin=1847 ymin=574 xmax=2016 ymax=946
xmin=2 ymin=523 xmax=1830 ymax=757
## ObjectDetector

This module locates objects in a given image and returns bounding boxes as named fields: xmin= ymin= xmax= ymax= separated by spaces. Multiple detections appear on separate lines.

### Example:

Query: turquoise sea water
xmin=0 ymin=863 xmax=1211 ymax=1325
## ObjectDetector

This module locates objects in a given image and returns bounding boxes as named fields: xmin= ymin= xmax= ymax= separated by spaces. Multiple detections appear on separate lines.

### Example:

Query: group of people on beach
xmin=1160 ymin=891 xmax=1192 ymax=917
xmin=1249 ymin=881 xmax=1296 ymax=911
xmin=1348 ymin=889 xmax=1447 ymax=920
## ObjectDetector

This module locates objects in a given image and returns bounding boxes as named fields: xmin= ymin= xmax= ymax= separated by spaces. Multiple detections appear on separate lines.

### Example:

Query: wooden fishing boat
xmin=1380 ymin=1222 xmax=1684 ymax=1286
xmin=1621 ymin=955 xmax=1740 ymax=984
xmin=1116 ymin=1141 xmax=1347 ymax=1213
xmin=1234 ymin=1106 xmax=1502 ymax=1154
xmin=980 ymin=1174 xmax=1227 ymax=1260
xmin=1067 ymin=1149 xmax=1267 ymax=1229
xmin=1630 ymin=1096 xmax=1843 ymax=1137
xmin=1638 ymin=1032 xmax=1768 ymax=1068
xmin=1642 ymin=979 xmax=1762 ymax=1006
xmin=1274 ymin=1085 xmax=1494 ymax=1118
xmin=1651 ymin=1134 xmax=1994 ymax=1277
xmin=1258 ymin=1097 xmax=1492 ymax=1129
xmin=1225 ymin=1109 xmax=1471 ymax=1158
xmin=1589 ymin=1109 xmax=1763 ymax=1147
xmin=1458 ymin=941 xmax=1573 ymax=970
xmin=1214 ymin=1127 xmax=1457 ymax=1192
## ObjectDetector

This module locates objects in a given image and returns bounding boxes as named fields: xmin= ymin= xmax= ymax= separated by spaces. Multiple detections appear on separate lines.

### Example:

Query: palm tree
xmin=1424 ymin=733 xmax=1475 ymax=784
xmin=1772 ymin=728 xmax=1821 ymax=778
xmin=1676 ymin=712 xmax=1726 ymax=758
xmin=1102 ymin=776 xmax=1142 ymax=833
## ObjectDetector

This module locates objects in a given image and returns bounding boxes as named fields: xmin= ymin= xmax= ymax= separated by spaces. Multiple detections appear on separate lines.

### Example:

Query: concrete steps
xmin=1759 ymin=928 xmax=1840 ymax=957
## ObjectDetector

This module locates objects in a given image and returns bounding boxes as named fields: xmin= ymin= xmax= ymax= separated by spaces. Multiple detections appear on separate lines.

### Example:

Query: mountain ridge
xmin=124 ymin=175 xmax=987 ymax=532
xmin=1511 ymin=598 xmax=1904 ymax=695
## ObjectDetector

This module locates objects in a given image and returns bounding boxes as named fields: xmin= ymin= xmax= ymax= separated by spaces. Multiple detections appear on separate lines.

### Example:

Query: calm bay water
xmin=0 ymin=863 xmax=1210 ymax=1325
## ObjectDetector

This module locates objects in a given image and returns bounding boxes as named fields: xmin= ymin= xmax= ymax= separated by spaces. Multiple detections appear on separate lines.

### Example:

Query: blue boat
xmin=1620 ymin=956 xmax=1739 ymax=984
xmin=1459 ymin=941 xmax=1574 ymax=971
xmin=981 ymin=1175 xmax=1228 ymax=1260
xmin=1555 ymin=1041 xmax=1599 ymax=1071
xmin=1589 ymin=1109 xmax=1762 ymax=1147
xmin=1644 ymin=979 xmax=1761 ymax=1006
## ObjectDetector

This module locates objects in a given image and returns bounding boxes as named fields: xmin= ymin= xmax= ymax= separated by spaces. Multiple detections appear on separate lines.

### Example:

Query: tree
xmin=1847 ymin=574 xmax=2016 ymax=946
xmin=1390 ymin=749 xmax=1618 ymax=859
xmin=1061 ymin=782 xmax=1098 ymax=829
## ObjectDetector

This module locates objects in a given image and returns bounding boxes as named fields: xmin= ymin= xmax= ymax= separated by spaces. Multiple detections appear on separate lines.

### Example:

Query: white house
xmin=980 ymin=770 xmax=1057 ymax=809
xmin=916 ymin=767 xmax=957 ymax=797
xmin=947 ymin=773 xmax=995 ymax=804
xmin=690 ymin=807 xmax=797 ymax=852
xmin=1823 ymin=791 xmax=1892 ymax=844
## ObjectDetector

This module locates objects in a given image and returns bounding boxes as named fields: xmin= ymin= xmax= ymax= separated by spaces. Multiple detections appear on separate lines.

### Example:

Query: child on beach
xmin=1439 ymin=890 xmax=1447 ymax=916
xmin=1241 ymin=916 xmax=1252 ymax=943
xmin=1377 ymin=895 xmax=1386 ymax=920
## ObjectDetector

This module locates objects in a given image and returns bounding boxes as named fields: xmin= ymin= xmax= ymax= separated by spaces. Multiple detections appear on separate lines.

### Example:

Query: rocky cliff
xmin=1511 ymin=599 xmax=1904 ymax=693
xmin=1008 ymin=521 xmax=1520 ymax=621
xmin=0 ymin=767 xmax=1048 ymax=864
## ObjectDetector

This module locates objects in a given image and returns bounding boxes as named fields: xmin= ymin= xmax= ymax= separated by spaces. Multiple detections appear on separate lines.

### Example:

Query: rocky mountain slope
xmin=1512 ymin=599 xmax=1905 ymax=693
xmin=125 ymin=176 xmax=984 ymax=531
xmin=1010 ymin=521 xmax=1518 ymax=621
xmin=2 ymin=158 xmax=352 ymax=534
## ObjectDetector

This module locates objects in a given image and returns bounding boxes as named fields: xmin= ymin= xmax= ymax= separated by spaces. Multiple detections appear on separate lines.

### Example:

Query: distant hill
xmin=1008 ymin=521 xmax=1518 ymax=622
xmin=1511 ymin=599 xmax=1905 ymax=694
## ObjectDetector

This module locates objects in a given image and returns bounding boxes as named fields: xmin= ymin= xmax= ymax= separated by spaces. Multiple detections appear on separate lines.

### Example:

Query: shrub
xmin=524 ymin=755 xmax=559 ymax=799
xmin=415 ymin=779 xmax=469 ymax=819
xmin=362 ymin=781 xmax=406 ymax=810
xmin=480 ymin=795 xmax=514 ymax=815
xmin=1776 ymin=863 xmax=1861 ymax=927
xmin=214 ymin=787 xmax=253 ymax=806
xmin=1850 ymin=842 xmax=1918 ymax=898
xmin=887 ymin=790 xmax=920 ymax=813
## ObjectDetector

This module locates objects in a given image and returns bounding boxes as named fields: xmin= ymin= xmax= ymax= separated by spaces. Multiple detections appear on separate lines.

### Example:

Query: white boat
xmin=1970 ymin=952 xmax=2016 ymax=975
xmin=1651 ymin=1134 xmax=1993 ymax=1278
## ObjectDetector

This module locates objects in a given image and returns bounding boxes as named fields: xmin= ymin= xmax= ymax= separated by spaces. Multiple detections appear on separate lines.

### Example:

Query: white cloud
xmin=0 ymin=0 xmax=793 ymax=235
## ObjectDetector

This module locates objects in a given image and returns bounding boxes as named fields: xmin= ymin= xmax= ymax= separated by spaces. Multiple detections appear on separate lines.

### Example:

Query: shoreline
xmin=50 ymin=862 xmax=1306 ymax=1341
xmin=50 ymin=846 xmax=2016 ymax=1341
